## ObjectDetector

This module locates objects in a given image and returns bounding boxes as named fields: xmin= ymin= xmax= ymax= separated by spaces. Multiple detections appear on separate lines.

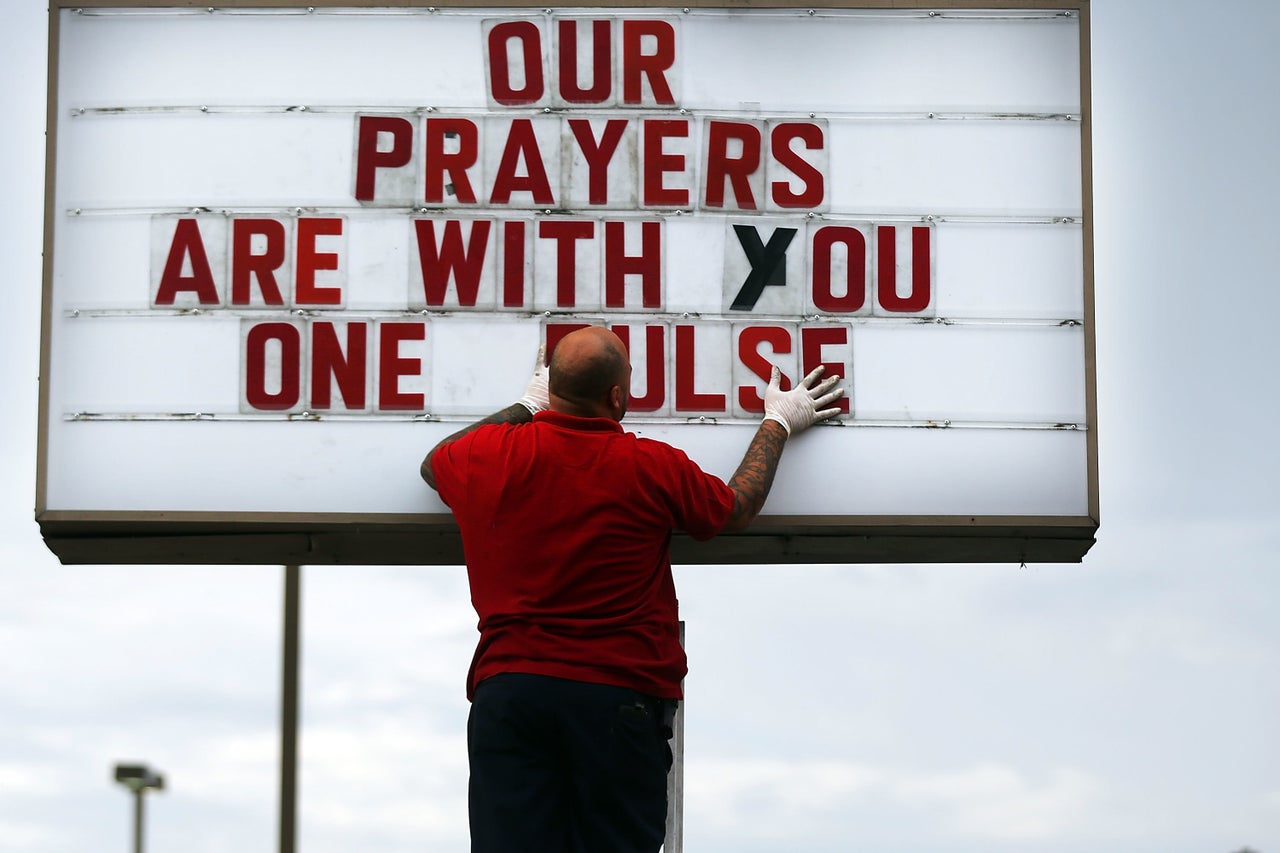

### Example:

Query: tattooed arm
xmin=719 ymin=365 xmax=846 ymax=531
xmin=420 ymin=403 xmax=533 ymax=491
xmin=421 ymin=348 xmax=550 ymax=491
xmin=722 ymin=419 xmax=789 ymax=532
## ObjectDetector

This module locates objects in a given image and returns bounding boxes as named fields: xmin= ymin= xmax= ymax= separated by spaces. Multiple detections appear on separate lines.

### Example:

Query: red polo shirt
xmin=431 ymin=410 xmax=736 ymax=700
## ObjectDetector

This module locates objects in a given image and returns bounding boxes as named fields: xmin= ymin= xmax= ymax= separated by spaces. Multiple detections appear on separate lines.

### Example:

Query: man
xmin=422 ymin=326 xmax=842 ymax=853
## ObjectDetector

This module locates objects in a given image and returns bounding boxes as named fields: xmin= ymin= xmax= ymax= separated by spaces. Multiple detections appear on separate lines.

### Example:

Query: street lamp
xmin=113 ymin=763 xmax=165 ymax=853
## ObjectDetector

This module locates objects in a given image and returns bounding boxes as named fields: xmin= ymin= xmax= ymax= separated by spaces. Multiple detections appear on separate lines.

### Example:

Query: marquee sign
xmin=37 ymin=1 xmax=1098 ymax=565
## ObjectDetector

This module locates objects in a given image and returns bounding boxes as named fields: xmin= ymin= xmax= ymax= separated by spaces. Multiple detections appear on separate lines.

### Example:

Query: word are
xmin=152 ymin=216 xmax=347 ymax=308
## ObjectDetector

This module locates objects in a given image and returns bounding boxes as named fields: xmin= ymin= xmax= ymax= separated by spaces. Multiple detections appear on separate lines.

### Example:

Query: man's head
xmin=547 ymin=327 xmax=632 ymax=421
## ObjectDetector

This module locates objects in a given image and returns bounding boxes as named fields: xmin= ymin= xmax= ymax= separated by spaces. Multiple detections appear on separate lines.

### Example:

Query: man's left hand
xmin=518 ymin=345 xmax=550 ymax=414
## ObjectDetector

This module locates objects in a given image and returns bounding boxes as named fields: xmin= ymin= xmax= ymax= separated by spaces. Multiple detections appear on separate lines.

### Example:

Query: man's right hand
xmin=762 ymin=365 xmax=845 ymax=435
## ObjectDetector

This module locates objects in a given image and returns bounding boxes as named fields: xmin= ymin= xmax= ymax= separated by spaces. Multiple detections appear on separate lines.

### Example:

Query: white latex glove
xmin=517 ymin=345 xmax=551 ymax=414
xmin=762 ymin=365 xmax=844 ymax=435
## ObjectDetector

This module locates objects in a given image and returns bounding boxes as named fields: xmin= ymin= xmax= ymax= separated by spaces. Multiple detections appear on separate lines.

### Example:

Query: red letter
xmin=612 ymin=324 xmax=666 ymax=412
xmin=674 ymin=324 xmax=726 ymax=412
xmin=502 ymin=220 xmax=528 ymax=308
xmin=414 ymin=219 xmax=492 ymax=306
xmin=378 ymin=322 xmax=426 ymax=411
xmin=737 ymin=325 xmax=792 ymax=412
xmin=538 ymin=220 xmax=595 ymax=307
xmin=311 ymin=321 xmax=367 ymax=410
xmin=568 ymin=119 xmax=629 ymax=205
xmin=604 ymin=221 xmax=662 ymax=308
xmin=230 ymin=219 xmax=287 ymax=306
xmin=812 ymin=226 xmax=867 ymax=313
xmin=705 ymin=120 xmax=762 ymax=210
xmin=424 ymin=118 xmax=480 ymax=204
xmin=771 ymin=123 xmax=826 ymax=208
xmin=295 ymin=218 xmax=343 ymax=306
xmin=877 ymin=225 xmax=932 ymax=313
xmin=354 ymin=115 xmax=414 ymax=202
xmin=488 ymin=21 xmax=545 ymax=106
xmin=244 ymin=322 xmax=301 ymax=411
xmin=801 ymin=325 xmax=850 ymax=414
xmin=490 ymin=120 xmax=556 ymax=206
xmin=641 ymin=119 xmax=690 ymax=207
xmin=545 ymin=322 xmax=591 ymax=362
xmin=621 ymin=20 xmax=676 ymax=105
xmin=558 ymin=19 xmax=611 ymax=103
xmin=155 ymin=219 xmax=220 ymax=306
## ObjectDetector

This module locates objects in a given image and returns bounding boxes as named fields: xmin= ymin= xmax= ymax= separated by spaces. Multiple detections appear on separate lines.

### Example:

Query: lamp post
xmin=113 ymin=763 xmax=165 ymax=853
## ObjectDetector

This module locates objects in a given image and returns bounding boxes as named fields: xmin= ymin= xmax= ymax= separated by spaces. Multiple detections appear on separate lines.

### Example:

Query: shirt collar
xmin=533 ymin=409 xmax=625 ymax=434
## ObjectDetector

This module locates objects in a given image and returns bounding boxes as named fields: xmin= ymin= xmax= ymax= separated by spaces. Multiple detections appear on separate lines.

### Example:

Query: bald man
xmin=423 ymin=326 xmax=842 ymax=853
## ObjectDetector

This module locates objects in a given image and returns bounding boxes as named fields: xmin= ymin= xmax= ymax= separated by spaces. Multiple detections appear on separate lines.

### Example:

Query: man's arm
xmin=722 ymin=419 xmax=789 ymax=532
xmin=720 ymin=365 xmax=845 ymax=532
xmin=420 ymin=403 xmax=533 ymax=491
xmin=420 ymin=349 xmax=550 ymax=491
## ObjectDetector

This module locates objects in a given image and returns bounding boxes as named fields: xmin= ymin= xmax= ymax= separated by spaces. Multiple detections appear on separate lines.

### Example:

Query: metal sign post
xmin=280 ymin=565 xmax=302 ymax=853
xmin=665 ymin=621 xmax=686 ymax=853
xmin=113 ymin=763 xmax=164 ymax=853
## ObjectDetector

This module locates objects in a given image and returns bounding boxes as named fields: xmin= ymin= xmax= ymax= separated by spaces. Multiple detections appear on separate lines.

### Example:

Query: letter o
xmin=245 ymin=322 xmax=301 ymax=410
xmin=488 ymin=21 xmax=545 ymax=106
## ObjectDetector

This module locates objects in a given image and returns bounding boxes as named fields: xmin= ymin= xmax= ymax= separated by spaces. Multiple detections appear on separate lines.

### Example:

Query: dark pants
xmin=468 ymin=672 xmax=676 ymax=853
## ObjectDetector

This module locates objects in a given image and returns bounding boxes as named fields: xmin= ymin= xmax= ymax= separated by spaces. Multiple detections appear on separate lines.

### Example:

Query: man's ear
xmin=609 ymin=385 xmax=624 ymax=415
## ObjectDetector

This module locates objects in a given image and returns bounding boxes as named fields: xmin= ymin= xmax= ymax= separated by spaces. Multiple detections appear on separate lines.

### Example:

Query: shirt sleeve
xmin=429 ymin=432 xmax=473 ymax=510
xmin=643 ymin=440 xmax=735 ymax=540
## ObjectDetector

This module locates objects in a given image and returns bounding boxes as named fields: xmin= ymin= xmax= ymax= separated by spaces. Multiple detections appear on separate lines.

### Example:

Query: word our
xmin=482 ymin=18 xmax=683 ymax=109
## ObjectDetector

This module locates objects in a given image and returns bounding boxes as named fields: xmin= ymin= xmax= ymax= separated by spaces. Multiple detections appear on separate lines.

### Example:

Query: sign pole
xmin=665 ymin=621 xmax=685 ymax=853
xmin=132 ymin=787 xmax=144 ymax=853
xmin=280 ymin=565 xmax=302 ymax=853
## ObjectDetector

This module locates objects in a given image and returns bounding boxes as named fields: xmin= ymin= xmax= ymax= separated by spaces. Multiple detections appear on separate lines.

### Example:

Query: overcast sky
xmin=2 ymin=2 xmax=1278 ymax=853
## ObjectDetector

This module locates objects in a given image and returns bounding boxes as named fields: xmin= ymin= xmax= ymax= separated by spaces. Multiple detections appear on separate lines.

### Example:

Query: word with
xmin=411 ymin=216 xmax=662 ymax=311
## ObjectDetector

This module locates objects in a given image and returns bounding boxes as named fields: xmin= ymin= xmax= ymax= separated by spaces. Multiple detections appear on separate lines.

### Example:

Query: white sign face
xmin=38 ymin=3 xmax=1097 ymax=564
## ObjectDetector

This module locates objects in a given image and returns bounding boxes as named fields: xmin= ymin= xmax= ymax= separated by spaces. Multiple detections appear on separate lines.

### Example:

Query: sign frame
xmin=36 ymin=0 xmax=1098 ymax=565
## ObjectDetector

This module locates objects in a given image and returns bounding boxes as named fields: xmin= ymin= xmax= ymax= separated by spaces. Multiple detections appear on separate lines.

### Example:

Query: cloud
xmin=889 ymin=762 xmax=1103 ymax=842
xmin=689 ymin=755 xmax=883 ymax=815
xmin=687 ymin=756 xmax=1108 ymax=846
xmin=0 ymin=762 xmax=68 ymax=798
xmin=299 ymin=721 xmax=468 ymax=832
xmin=169 ymin=730 xmax=278 ymax=805
xmin=0 ymin=819 xmax=65 ymax=852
